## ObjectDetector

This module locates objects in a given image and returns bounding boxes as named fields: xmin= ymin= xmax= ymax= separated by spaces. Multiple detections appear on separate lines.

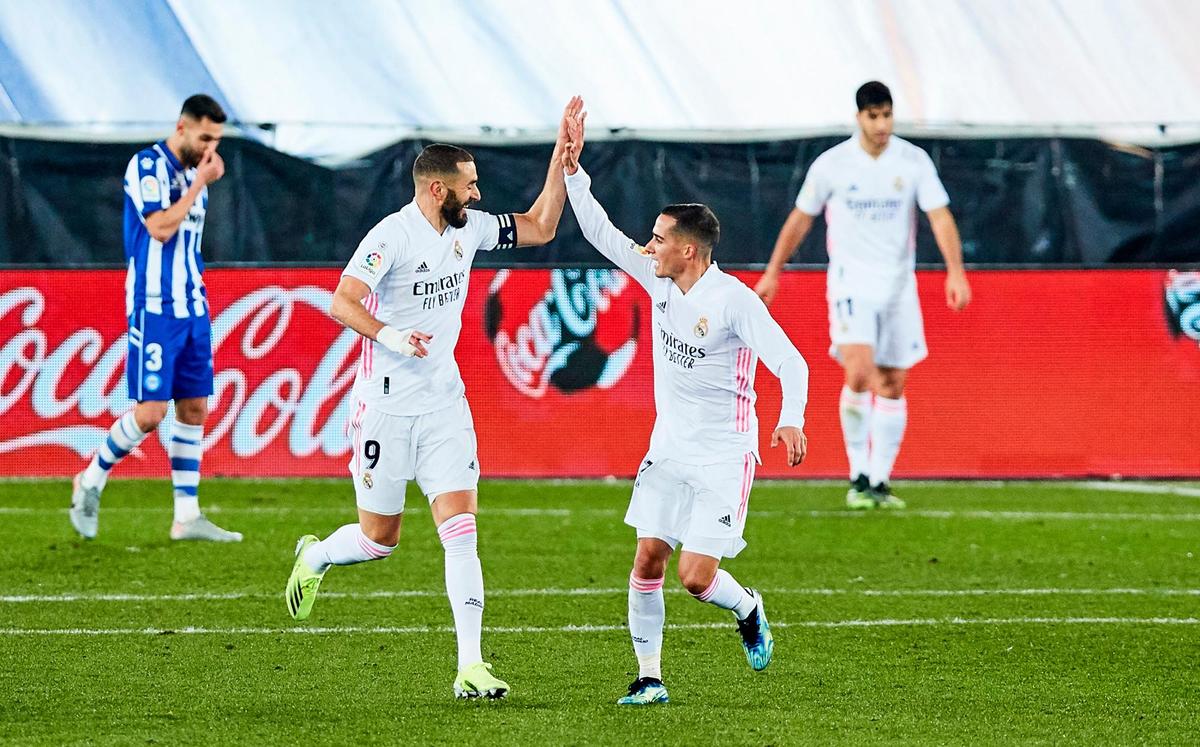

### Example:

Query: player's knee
xmin=134 ymin=402 xmax=168 ymax=432
xmin=632 ymin=555 xmax=667 ymax=581
xmin=844 ymin=368 xmax=873 ymax=392
xmin=175 ymin=400 xmax=209 ymax=425
xmin=678 ymin=566 xmax=716 ymax=597
xmin=361 ymin=524 xmax=400 ymax=549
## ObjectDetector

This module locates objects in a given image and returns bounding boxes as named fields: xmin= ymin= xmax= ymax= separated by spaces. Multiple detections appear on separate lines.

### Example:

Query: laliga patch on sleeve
xmin=357 ymin=244 xmax=386 ymax=277
xmin=140 ymin=175 xmax=160 ymax=202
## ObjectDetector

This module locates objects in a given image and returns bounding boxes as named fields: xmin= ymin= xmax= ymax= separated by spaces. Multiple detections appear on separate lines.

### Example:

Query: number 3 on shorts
xmin=364 ymin=440 xmax=381 ymax=469
xmin=144 ymin=343 xmax=163 ymax=372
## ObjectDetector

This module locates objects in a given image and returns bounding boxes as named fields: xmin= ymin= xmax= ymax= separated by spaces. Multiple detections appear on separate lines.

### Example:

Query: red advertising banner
xmin=2 ymin=268 xmax=1197 ymax=479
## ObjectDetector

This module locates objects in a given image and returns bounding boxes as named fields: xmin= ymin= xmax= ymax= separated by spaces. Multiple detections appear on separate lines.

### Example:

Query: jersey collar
xmin=154 ymin=139 xmax=184 ymax=171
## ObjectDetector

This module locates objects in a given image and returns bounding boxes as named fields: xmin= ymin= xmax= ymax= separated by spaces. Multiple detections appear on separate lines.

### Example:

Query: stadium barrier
xmin=3 ymin=134 xmax=1199 ymax=266
xmin=2 ymin=268 xmax=1197 ymax=479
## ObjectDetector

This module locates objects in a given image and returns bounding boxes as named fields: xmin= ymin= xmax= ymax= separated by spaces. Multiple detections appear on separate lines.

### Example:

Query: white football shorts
xmin=828 ymin=279 xmax=928 ymax=369
xmin=346 ymin=396 xmax=480 ymax=515
xmin=625 ymin=452 xmax=757 ymax=559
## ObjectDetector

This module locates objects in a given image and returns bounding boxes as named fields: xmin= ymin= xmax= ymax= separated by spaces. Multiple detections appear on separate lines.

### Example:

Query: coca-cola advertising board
xmin=2 ymin=268 xmax=1197 ymax=479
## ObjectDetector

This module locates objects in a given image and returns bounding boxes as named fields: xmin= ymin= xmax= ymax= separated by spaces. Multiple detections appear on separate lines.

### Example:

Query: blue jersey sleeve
xmin=124 ymin=149 xmax=169 ymax=220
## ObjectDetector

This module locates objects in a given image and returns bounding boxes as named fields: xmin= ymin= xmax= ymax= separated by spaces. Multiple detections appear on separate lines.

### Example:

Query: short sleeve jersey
xmin=342 ymin=203 xmax=517 ymax=415
xmin=795 ymin=136 xmax=949 ymax=302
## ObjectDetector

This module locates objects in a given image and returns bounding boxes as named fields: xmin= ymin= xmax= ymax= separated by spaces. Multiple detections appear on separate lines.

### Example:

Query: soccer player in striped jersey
xmin=69 ymin=94 xmax=241 ymax=543
xmin=756 ymin=81 xmax=972 ymax=509
xmin=284 ymin=98 xmax=583 ymax=700
xmin=562 ymin=107 xmax=811 ymax=705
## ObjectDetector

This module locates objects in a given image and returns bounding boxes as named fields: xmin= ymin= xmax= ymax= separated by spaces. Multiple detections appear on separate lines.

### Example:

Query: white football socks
xmin=869 ymin=395 xmax=908 ymax=486
xmin=692 ymin=569 xmax=757 ymax=620
xmin=82 ymin=411 xmax=147 ymax=491
xmin=303 ymin=523 xmax=395 ymax=573
xmin=628 ymin=574 xmax=665 ymax=679
xmin=839 ymin=385 xmax=873 ymax=480
xmin=169 ymin=421 xmax=203 ymax=523
xmin=439 ymin=513 xmax=485 ymax=670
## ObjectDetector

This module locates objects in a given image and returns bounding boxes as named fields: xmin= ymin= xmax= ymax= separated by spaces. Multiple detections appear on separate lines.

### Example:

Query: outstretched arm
xmin=511 ymin=96 xmax=584 ymax=247
xmin=561 ymin=102 xmax=658 ymax=291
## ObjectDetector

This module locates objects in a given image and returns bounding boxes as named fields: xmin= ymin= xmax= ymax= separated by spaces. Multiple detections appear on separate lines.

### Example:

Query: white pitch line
xmin=3 ymin=587 xmax=1198 ymax=604
xmin=2 ymin=506 xmax=1200 ymax=521
xmin=0 ymin=617 xmax=1196 ymax=636
xmin=1073 ymin=481 xmax=1200 ymax=498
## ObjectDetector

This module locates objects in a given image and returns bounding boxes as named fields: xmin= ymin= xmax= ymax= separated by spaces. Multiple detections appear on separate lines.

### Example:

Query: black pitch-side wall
xmin=2 ymin=134 xmax=1198 ymax=267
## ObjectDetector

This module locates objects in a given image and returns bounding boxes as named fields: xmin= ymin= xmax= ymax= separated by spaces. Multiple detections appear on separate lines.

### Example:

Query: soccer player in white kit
xmin=561 ymin=107 xmax=810 ymax=705
xmin=756 ymin=82 xmax=971 ymax=509
xmin=284 ymin=98 xmax=583 ymax=700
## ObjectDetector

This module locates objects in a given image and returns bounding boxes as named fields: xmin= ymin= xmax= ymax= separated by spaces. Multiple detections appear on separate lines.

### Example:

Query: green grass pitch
xmin=1 ymin=478 xmax=1197 ymax=745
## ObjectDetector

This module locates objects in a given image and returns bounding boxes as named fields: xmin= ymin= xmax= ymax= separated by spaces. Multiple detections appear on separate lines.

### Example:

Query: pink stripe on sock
xmin=693 ymin=574 xmax=720 ymax=601
xmin=841 ymin=390 xmax=871 ymax=406
xmin=438 ymin=516 xmax=476 ymax=540
xmin=438 ymin=525 xmax=477 ymax=542
xmin=356 ymin=533 xmax=391 ymax=559
xmin=629 ymin=574 xmax=664 ymax=592
xmin=875 ymin=399 xmax=907 ymax=414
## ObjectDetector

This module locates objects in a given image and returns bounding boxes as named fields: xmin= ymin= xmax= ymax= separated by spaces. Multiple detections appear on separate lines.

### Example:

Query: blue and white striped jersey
xmin=122 ymin=140 xmax=208 ymax=318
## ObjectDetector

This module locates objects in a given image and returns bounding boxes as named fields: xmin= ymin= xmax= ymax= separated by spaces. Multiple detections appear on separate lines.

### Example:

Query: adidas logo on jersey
xmin=416 ymin=261 xmax=430 ymax=273
xmin=655 ymin=300 xmax=667 ymax=312
xmin=718 ymin=514 xmax=732 ymax=527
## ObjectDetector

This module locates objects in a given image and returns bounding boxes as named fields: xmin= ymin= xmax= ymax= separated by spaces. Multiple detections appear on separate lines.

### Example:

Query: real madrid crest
xmin=894 ymin=176 xmax=904 ymax=192
xmin=693 ymin=316 xmax=709 ymax=338
xmin=453 ymin=239 xmax=463 ymax=260
xmin=362 ymin=471 xmax=374 ymax=489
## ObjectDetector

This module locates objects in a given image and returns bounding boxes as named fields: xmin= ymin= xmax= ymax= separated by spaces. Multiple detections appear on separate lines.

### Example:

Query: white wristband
xmin=376 ymin=325 xmax=418 ymax=356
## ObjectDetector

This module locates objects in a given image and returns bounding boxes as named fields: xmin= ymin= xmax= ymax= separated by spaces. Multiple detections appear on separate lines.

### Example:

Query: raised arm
xmin=561 ymin=104 xmax=658 ymax=291
xmin=510 ymin=96 xmax=583 ymax=247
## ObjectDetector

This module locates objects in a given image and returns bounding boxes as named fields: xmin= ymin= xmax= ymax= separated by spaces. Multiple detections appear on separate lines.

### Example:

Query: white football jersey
xmin=567 ymin=168 xmax=809 ymax=466
xmin=796 ymin=136 xmax=949 ymax=302
xmin=342 ymin=201 xmax=517 ymax=415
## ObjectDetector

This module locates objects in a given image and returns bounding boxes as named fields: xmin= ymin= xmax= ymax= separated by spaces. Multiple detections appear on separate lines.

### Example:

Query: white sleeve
xmin=916 ymin=149 xmax=950 ymax=211
xmin=728 ymin=288 xmax=809 ymax=430
xmin=343 ymin=219 xmax=402 ymax=291
xmin=469 ymin=209 xmax=518 ymax=253
xmin=565 ymin=167 xmax=658 ymax=293
xmin=794 ymin=156 xmax=831 ymax=216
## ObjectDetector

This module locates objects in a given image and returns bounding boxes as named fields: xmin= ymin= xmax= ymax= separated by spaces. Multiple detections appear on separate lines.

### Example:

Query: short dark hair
xmin=414 ymin=143 xmax=475 ymax=180
xmin=855 ymin=81 xmax=892 ymax=112
xmin=660 ymin=203 xmax=720 ymax=251
xmin=181 ymin=94 xmax=227 ymax=123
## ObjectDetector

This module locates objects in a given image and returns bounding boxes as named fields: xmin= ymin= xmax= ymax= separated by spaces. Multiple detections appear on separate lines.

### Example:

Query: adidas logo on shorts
xmin=416 ymin=261 xmax=430 ymax=272
xmin=718 ymin=514 xmax=732 ymax=527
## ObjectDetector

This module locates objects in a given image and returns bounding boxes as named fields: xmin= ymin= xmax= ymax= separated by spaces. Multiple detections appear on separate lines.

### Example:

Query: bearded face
xmin=440 ymin=187 xmax=471 ymax=229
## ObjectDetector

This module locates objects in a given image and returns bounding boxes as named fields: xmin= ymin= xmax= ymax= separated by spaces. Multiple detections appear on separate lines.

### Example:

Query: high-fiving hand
xmin=562 ymin=97 xmax=587 ymax=175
